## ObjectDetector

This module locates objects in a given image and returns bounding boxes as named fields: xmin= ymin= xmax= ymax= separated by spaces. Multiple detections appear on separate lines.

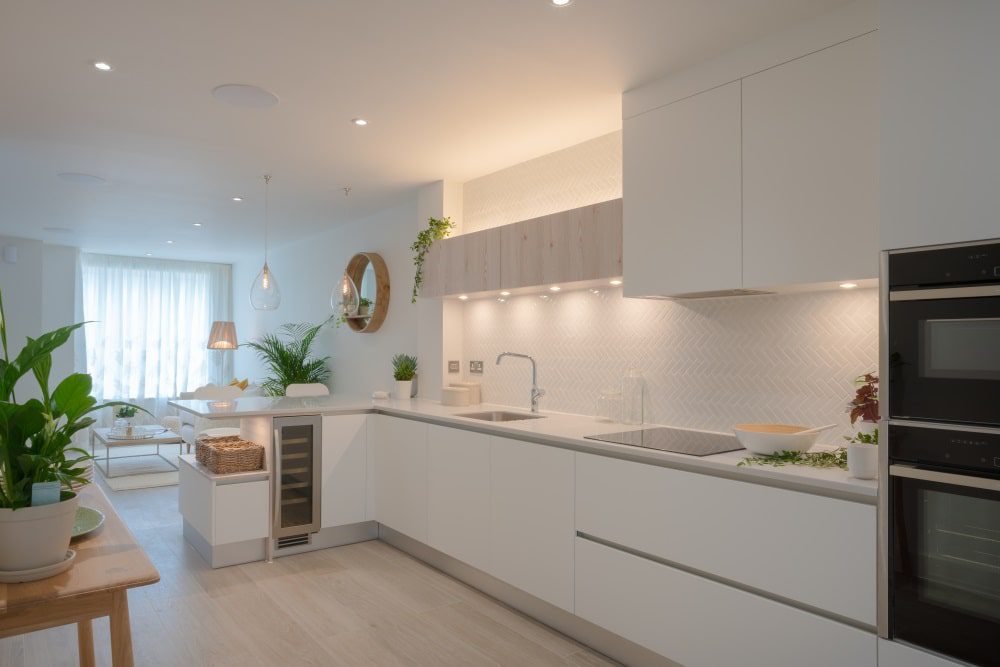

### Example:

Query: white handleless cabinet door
xmin=426 ymin=425 xmax=491 ymax=571
xmin=488 ymin=436 xmax=575 ymax=612
xmin=320 ymin=414 xmax=367 ymax=528
xmin=623 ymin=80 xmax=742 ymax=297
xmin=742 ymin=32 xmax=878 ymax=288
xmin=371 ymin=415 xmax=428 ymax=541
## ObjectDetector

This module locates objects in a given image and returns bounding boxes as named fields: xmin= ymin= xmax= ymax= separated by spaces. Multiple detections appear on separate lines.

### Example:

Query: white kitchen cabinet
xmin=215 ymin=481 xmax=270 ymax=545
xmin=320 ymin=414 xmax=367 ymax=529
xmin=575 ymin=452 xmax=876 ymax=625
xmin=426 ymin=424 xmax=491 ymax=571
xmin=878 ymin=639 xmax=964 ymax=667
xmin=575 ymin=537 xmax=876 ymax=667
xmin=488 ymin=436 xmax=575 ymax=612
xmin=742 ymin=32 xmax=878 ymax=288
xmin=371 ymin=415 xmax=428 ymax=541
xmin=623 ymin=80 xmax=742 ymax=297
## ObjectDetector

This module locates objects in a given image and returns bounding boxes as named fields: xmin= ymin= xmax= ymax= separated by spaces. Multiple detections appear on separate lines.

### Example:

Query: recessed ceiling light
xmin=57 ymin=172 xmax=106 ymax=185
xmin=609 ymin=279 xmax=623 ymax=286
xmin=352 ymin=118 xmax=369 ymax=127
xmin=500 ymin=291 xmax=511 ymax=297
xmin=590 ymin=289 xmax=601 ymax=294
xmin=212 ymin=84 xmax=279 ymax=108
xmin=539 ymin=294 xmax=549 ymax=299
xmin=458 ymin=295 xmax=469 ymax=300
xmin=231 ymin=196 xmax=243 ymax=202
xmin=192 ymin=222 xmax=203 ymax=228
xmin=840 ymin=282 xmax=859 ymax=289
xmin=144 ymin=252 xmax=153 ymax=257
xmin=166 ymin=240 xmax=175 ymax=244
xmin=549 ymin=286 xmax=561 ymax=292
xmin=497 ymin=297 xmax=506 ymax=303
xmin=93 ymin=61 xmax=113 ymax=71
xmin=551 ymin=0 xmax=572 ymax=6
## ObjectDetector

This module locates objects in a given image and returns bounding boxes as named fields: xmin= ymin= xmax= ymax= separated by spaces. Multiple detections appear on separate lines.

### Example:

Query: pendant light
xmin=332 ymin=272 xmax=360 ymax=317
xmin=250 ymin=174 xmax=281 ymax=310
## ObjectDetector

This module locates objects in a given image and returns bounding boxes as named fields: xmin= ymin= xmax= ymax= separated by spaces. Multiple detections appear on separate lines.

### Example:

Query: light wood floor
xmin=0 ymin=481 xmax=616 ymax=666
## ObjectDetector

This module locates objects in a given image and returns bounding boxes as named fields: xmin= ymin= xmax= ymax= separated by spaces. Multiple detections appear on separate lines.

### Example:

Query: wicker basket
xmin=195 ymin=434 xmax=264 ymax=474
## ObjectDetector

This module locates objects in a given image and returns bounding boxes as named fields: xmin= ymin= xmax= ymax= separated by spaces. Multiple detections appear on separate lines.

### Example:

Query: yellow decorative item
xmin=228 ymin=378 xmax=249 ymax=390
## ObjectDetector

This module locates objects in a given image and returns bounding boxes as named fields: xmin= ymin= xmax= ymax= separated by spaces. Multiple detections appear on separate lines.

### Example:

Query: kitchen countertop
xmin=170 ymin=395 xmax=877 ymax=502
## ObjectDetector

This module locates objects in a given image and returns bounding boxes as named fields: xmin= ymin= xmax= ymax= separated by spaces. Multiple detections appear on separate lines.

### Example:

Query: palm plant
xmin=0 ymin=289 xmax=143 ymax=509
xmin=243 ymin=318 xmax=333 ymax=396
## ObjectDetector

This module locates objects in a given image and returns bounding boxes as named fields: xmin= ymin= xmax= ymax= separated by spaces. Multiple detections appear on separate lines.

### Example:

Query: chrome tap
xmin=496 ymin=352 xmax=545 ymax=413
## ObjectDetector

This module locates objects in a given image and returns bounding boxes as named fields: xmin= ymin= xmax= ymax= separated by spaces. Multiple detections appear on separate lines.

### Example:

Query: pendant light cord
xmin=262 ymin=174 xmax=271 ymax=263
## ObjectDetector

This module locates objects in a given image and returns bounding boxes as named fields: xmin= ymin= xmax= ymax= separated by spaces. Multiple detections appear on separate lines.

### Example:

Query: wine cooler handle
xmin=272 ymin=428 xmax=282 ymax=538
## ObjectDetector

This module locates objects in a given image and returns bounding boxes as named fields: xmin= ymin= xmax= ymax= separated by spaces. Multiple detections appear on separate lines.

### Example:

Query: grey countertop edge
xmin=169 ymin=398 xmax=877 ymax=504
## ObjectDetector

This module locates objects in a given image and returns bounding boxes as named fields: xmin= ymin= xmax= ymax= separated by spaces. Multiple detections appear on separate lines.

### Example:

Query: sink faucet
xmin=496 ymin=352 xmax=545 ymax=413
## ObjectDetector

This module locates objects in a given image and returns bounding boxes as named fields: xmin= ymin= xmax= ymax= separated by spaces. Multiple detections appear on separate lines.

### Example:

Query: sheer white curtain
xmin=80 ymin=253 xmax=233 ymax=420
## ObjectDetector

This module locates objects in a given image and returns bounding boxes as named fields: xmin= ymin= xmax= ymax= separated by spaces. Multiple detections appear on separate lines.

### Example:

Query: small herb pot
xmin=847 ymin=443 xmax=878 ymax=480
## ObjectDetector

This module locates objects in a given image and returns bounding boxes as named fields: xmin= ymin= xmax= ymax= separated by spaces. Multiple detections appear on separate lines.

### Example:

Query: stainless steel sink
xmin=457 ymin=411 xmax=546 ymax=422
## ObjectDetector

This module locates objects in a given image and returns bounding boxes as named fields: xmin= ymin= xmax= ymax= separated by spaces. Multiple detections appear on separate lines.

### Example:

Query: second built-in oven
xmin=887 ymin=241 xmax=1000 ymax=427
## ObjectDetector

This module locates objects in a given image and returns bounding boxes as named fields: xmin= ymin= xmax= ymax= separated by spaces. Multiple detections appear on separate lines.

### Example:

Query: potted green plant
xmin=392 ymin=354 xmax=417 ymax=400
xmin=243 ymin=318 xmax=333 ymax=396
xmin=113 ymin=405 xmax=139 ymax=437
xmin=410 ymin=216 xmax=454 ymax=303
xmin=357 ymin=297 xmax=372 ymax=318
xmin=0 ymin=289 xmax=141 ymax=573
xmin=844 ymin=372 xmax=878 ymax=479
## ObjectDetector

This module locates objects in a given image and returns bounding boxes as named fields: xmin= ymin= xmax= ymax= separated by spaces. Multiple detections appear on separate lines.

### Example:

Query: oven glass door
xmin=891 ymin=467 xmax=1000 ymax=665
xmin=889 ymin=295 xmax=1000 ymax=426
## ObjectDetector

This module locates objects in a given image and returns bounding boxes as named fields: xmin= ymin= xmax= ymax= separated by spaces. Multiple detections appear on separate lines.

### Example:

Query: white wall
xmin=880 ymin=0 xmax=1000 ymax=248
xmin=233 ymin=197 xmax=421 ymax=396
xmin=0 ymin=236 xmax=79 ymax=397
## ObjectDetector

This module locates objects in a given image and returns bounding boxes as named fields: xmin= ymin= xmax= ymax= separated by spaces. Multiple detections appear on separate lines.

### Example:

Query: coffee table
xmin=90 ymin=427 xmax=184 ymax=478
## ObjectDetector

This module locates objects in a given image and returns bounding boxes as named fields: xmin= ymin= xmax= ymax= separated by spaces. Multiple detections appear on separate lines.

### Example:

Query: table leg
xmin=109 ymin=589 xmax=134 ymax=667
xmin=77 ymin=619 xmax=96 ymax=667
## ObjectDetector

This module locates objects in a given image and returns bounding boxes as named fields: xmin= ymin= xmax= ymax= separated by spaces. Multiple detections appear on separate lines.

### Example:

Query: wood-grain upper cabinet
xmin=742 ymin=32 xmax=878 ymax=288
xmin=499 ymin=199 xmax=623 ymax=290
xmin=623 ymin=81 xmax=742 ymax=297
xmin=419 ymin=227 xmax=501 ymax=298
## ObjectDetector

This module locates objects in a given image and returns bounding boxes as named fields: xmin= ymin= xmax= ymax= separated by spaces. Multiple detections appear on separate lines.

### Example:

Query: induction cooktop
xmin=584 ymin=427 xmax=744 ymax=456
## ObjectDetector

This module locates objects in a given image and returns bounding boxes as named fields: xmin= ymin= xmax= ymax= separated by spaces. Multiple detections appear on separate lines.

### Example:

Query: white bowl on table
xmin=733 ymin=423 xmax=828 ymax=455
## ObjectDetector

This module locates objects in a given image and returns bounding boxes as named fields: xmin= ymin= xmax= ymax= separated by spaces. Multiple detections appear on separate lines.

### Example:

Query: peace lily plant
xmin=0 ymin=289 xmax=141 ymax=572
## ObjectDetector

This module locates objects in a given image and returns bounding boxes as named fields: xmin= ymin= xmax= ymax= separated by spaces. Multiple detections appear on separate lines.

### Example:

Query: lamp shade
xmin=207 ymin=321 xmax=238 ymax=349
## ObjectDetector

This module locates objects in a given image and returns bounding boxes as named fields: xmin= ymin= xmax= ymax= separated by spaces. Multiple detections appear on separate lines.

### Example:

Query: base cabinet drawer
xmin=576 ymin=453 xmax=875 ymax=624
xmin=575 ymin=537 xmax=876 ymax=667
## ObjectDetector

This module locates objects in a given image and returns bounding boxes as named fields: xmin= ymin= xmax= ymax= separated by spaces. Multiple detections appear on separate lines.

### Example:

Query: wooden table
xmin=91 ymin=426 xmax=184 ymax=478
xmin=0 ymin=485 xmax=160 ymax=666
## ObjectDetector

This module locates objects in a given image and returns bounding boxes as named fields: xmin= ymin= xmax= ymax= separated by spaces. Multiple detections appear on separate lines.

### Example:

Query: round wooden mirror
xmin=342 ymin=252 xmax=389 ymax=333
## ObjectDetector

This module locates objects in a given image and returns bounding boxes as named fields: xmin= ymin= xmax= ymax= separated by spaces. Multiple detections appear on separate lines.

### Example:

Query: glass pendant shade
xmin=250 ymin=262 xmax=281 ymax=310
xmin=333 ymin=272 xmax=359 ymax=316
xmin=207 ymin=321 xmax=239 ymax=349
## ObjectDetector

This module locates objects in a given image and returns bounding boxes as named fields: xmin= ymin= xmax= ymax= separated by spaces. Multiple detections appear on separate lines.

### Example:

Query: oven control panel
xmin=890 ymin=422 xmax=1000 ymax=475
xmin=889 ymin=241 xmax=1000 ymax=288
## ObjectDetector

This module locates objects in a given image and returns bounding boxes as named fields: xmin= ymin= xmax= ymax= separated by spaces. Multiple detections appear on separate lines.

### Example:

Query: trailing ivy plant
xmin=410 ymin=216 xmax=454 ymax=303
xmin=738 ymin=448 xmax=848 ymax=470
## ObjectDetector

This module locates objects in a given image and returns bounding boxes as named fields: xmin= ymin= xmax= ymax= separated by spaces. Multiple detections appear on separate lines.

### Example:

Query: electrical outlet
xmin=448 ymin=360 xmax=460 ymax=373
xmin=470 ymin=360 xmax=484 ymax=374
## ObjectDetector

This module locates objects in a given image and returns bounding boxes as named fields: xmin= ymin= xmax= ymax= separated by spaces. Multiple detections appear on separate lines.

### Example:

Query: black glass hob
xmin=584 ymin=427 xmax=744 ymax=456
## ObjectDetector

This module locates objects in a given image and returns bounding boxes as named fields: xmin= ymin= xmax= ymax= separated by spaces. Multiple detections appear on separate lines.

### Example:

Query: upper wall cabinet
xmin=622 ymin=81 xmax=742 ymax=298
xmin=420 ymin=199 xmax=622 ymax=297
xmin=419 ymin=226 xmax=501 ymax=298
xmin=742 ymin=32 xmax=878 ymax=288
xmin=500 ymin=199 xmax=622 ymax=291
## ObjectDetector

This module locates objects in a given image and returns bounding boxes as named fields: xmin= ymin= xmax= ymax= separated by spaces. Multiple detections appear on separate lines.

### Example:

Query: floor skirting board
xmin=378 ymin=525 xmax=679 ymax=667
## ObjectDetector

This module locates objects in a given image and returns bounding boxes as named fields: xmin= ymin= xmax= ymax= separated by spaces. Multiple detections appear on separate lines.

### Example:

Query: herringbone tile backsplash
xmin=462 ymin=287 xmax=878 ymax=440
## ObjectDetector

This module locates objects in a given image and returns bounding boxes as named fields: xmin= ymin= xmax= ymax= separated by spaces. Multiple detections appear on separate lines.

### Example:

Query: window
xmin=80 ymin=253 xmax=232 ymax=409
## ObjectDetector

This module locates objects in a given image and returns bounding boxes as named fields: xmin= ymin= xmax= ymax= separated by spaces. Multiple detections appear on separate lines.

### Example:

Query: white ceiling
xmin=0 ymin=0 xmax=849 ymax=263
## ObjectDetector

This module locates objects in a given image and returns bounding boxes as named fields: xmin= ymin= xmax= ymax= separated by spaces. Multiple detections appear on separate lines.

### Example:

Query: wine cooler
xmin=273 ymin=415 xmax=322 ymax=540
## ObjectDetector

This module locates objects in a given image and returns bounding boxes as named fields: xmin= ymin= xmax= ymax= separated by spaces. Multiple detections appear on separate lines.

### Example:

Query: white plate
xmin=0 ymin=549 xmax=76 ymax=583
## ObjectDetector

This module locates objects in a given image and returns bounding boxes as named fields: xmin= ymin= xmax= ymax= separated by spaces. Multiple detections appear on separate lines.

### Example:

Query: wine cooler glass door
xmin=273 ymin=415 xmax=322 ymax=538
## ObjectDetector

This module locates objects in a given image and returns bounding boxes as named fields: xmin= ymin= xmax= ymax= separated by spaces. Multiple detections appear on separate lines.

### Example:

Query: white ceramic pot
xmin=855 ymin=420 xmax=877 ymax=436
xmin=848 ymin=444 xmax=878 ymax=480
xmin=0 ymin=493 xmax=79 ymax=572
xmin=395 ymin=380 xmax=413 ymax=401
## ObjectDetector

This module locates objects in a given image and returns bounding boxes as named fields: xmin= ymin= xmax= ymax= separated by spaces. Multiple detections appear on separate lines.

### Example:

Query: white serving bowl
xmin=733 ymin=423 xmax=822 ymax=455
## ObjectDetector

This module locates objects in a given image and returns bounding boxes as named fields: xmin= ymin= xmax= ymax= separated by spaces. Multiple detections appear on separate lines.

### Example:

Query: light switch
xmin=448 ymin=360 xmax=460 ymax=373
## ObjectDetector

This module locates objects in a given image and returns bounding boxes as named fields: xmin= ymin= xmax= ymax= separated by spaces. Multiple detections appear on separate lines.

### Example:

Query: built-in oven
xmin=888 ymin=423 xmax=1000 ymax=666
xmin=887 ymin=241 xmax=1000 ymax=427
xmin=881 ymin=239 xmax=1000 ymax=666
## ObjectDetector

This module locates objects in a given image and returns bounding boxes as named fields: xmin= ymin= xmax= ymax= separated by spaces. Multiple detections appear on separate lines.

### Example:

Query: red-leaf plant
xmin=847 ymin=372 xmax=879 ymax=425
